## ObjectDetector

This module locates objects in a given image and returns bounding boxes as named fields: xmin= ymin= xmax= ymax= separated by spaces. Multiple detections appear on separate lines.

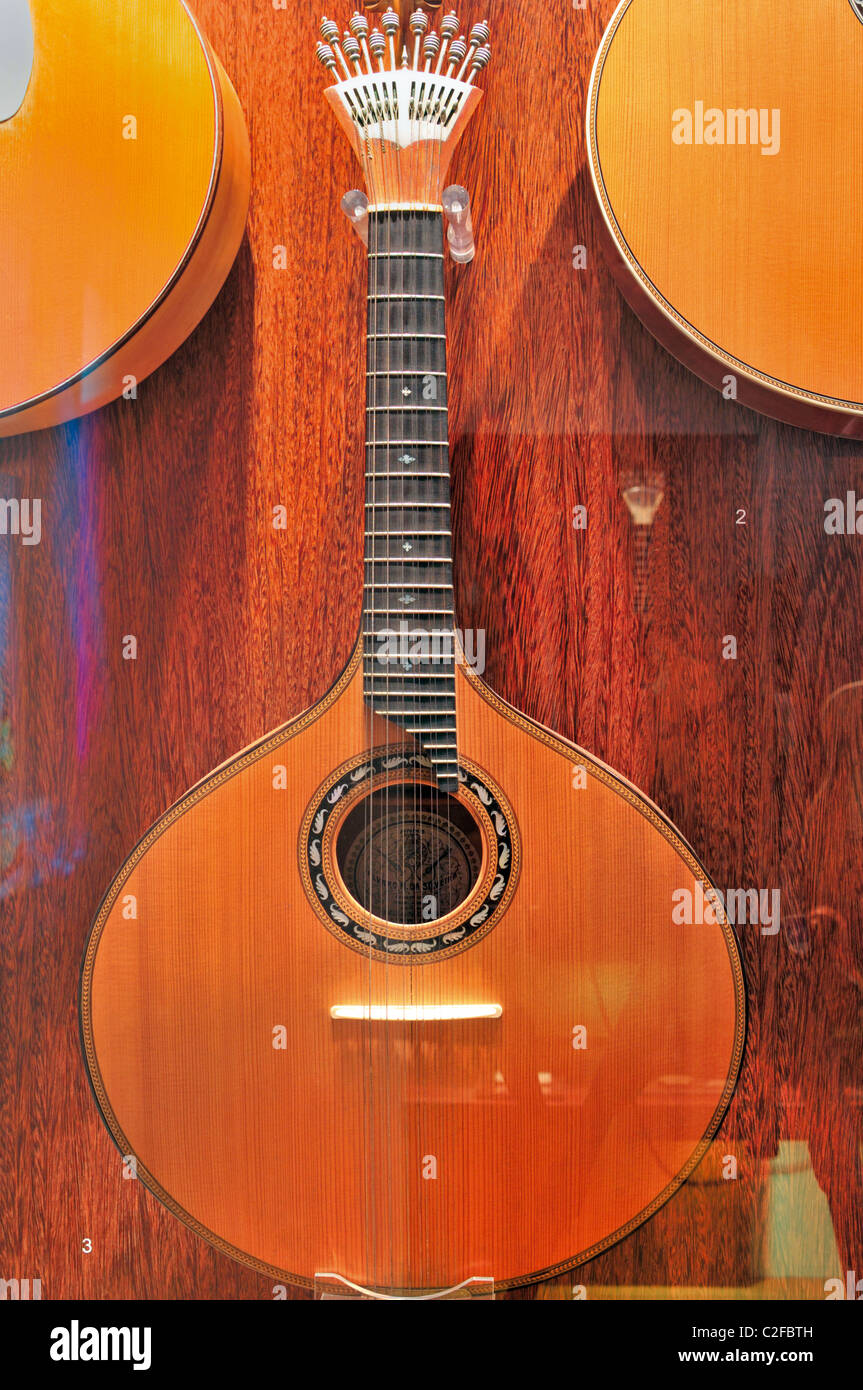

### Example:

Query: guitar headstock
xmin=316 ymin=8 xmax=490 ymax=209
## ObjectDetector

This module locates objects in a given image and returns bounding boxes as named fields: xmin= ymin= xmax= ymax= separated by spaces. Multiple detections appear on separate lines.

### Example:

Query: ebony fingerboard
xmin=363 ymin=210 xmax=457 ymax=791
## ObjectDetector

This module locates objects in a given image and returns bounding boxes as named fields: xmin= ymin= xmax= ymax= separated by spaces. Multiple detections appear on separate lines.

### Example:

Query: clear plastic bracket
xmin=314 ymin=1272 xmax=495 ymax=1300
xmin=340 ymin=185 xmax=476 ymax=264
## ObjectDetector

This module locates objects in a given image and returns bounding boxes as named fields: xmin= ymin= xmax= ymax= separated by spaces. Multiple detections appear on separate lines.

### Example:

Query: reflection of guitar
xmin=82 ymin=10 xmax=744 ymax=1296
xmin=588 ymin=0 xmax=863 ymax=436
xmin=0 ymin=0 xmax=250 ymax=437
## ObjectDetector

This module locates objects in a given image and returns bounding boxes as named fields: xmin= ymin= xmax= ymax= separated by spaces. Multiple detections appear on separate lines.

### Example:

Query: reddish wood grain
xmin=0 ymin=0 xmax=860 ymax=1299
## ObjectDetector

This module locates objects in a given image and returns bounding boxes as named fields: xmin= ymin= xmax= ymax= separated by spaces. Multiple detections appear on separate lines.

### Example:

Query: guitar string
xmin=432 ymin=63 xmax=448 ymax=1293
xmin=364 ymin=24 xmax=462 ymax=1293
xmin=407 ymin=54 xmax=415 ymax=1296
xmin=380 ymin=109 xmax=391 ymax=1299
xmin=428 ymin=73 xmax=436 ymax=1289
xmin=411 ymin=38 xmax=425 ymax=1295
xmin=365 ymin=108 xmax=379 ymax=1297
xmin=386 ymin=66 xmax=397 ymax=1293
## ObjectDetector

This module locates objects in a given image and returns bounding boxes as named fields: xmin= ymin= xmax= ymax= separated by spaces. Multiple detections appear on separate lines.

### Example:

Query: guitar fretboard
xmin=363 ymin=210 xmax=457 ymax=791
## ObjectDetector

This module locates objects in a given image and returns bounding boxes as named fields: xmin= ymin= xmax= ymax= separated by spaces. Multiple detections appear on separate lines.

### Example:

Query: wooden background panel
xmin=0 ymin=0 xmax=860 ymax=1299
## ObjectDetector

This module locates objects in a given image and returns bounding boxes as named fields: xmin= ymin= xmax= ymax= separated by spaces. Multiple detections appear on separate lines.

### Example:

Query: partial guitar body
xmin=588 ymin=0 xmax=863 ymax=437
xmin=0 ymin=0 xmax=250 ymax=437
xmin=82 ymin=10 xmax=744 ymax=1294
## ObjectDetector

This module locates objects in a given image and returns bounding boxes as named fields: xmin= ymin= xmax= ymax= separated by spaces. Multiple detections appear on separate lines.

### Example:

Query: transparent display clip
xmin=340 ymin=186 xmax=476 ymax=263
xmin=442 ymin=185 xmax=475 ymax=263
xmin=340 ymin=189 xmax=370 ymax=247
xmin=314 ymin=1272 xmax=495 ymax=1300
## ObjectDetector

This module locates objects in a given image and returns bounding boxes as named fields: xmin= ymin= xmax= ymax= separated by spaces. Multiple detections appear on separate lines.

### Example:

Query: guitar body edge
xmin=587 ymin=0 xmax=863 ymax=439
xmin=0 ymin=2 xmax=251 ymax=438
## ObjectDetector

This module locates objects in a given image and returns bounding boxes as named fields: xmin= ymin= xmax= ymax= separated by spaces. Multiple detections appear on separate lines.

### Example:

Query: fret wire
xmin=365 ymin=728 xmax=457 ymax=735
xmin=364 ymin=708 xmax=456 ymax=716
xmin=367 ymin=333 xmax=446 ymax=341
xmin=363 ymin=695 xmax=456 ymax=702
xmin=364 ymin=290 xmax=444 ymax=298
xmin=368 ymin=252 xmax=444 ymax=259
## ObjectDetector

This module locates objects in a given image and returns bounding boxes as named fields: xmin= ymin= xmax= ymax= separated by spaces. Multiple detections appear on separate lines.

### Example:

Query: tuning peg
xmin=442 ymin=185 xmax=475 ymax=263
xmin=343 ymin=32 xmax=362 ymax=72
xmin=446 ymin=35 xmax=467 ymax=77
xmin=456 ymin=22 xmax=488 ymax=81
xmin=381 ymin=6 xmax=399 ymax=68
xmin=321 ymin=18 xmax=353 ymax=79
xmin=315 ymin=40 xmax=338 ymax=76
xmin=349 ymin=11 xmax=374 ymax=72
xmin=369 ymin=27 xmax=386 ymax=70
xmin=341 ymin=189 xmax=369 ymax=248
xmin=423 ymin=32 xmax=441 ymax=70
xmin=435 ymin=11 xmax=459 ymax=72
xmin=409 ymin=8 xmax=429 ymax=68
xmin=466 ymin=42 xmax=491 ymax=85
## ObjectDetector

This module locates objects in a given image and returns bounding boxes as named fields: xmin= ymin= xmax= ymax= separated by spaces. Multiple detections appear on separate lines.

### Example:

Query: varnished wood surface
xmin=0 ymin=0 xmax=250 ymax=435
xmin=0 ymin=0 xmax=861 ymax=1299
xmin=589 ymin=0 xmax=863 ymax=433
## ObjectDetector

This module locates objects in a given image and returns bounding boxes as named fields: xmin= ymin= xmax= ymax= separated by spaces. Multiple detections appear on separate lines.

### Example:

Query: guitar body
xmin=82 ymin=648 xmax=744 ymax=1292
xmin=0 ymin=0 xmax=249 ymax=437
xmin=588 ymin=0 xmax=863 ymax=436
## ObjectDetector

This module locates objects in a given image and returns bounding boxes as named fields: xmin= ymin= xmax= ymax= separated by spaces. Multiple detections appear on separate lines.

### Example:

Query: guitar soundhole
xmin=335 ymin=782 xmax=483 ymax=925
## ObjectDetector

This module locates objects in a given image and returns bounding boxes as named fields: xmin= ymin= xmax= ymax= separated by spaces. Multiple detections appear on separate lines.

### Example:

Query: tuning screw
xmin=315 ymin=40 xmax=337 ymax=73
xmin=446 ymin=35 xmax=467 ymax=75
xmin=381 ymin=6 xmax=399 ymax=69
xmin=436 ymin=11 xmax=459 ymax=72
xmin=410 ymin=8 xmax=428 ymax=68
xmin=343 ymin=33 xmax=362 ymax=69
xmin=455 ymin=22 xmax=487 ymax=80
xmin=369 ymin=27 xmax=386 ymax=68
xmin=466 ymin=42 xmax=490 ymax=85
xmin=349 ymin=11 xmax=375 ymax=72
xmin=320 ymin=16 xmax=352 ymax=78
xmin=423 ymin=32 xmax=441 ymax=68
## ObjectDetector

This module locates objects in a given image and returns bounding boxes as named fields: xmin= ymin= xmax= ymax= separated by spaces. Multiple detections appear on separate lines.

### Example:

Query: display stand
xmin=314 ymin=1273 xmax=495 ymax=1301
